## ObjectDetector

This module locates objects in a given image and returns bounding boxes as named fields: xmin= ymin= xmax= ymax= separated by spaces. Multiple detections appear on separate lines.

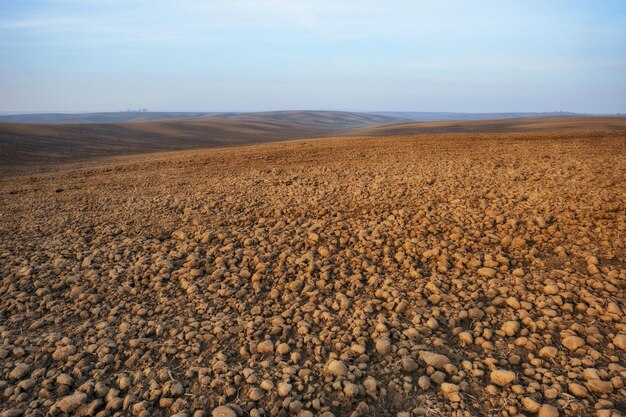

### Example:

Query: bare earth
xmin=1 ymin=129 xmax=625 ymax=417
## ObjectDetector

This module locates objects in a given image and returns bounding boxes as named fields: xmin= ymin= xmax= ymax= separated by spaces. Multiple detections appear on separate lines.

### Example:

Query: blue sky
xmin=1 ymin=0 xmax=625 ymax=113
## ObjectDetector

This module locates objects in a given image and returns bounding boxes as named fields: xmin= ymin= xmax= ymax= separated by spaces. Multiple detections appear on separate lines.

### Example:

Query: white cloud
xmin=0 ymin=17 xmax=83 ymax=29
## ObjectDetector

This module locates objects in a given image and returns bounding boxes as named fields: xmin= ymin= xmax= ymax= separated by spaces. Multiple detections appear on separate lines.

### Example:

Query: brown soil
xmin=0 ymin=130 xmax=625 ymax=417
xmin=1 ymin=115 xmax=625 ymax=178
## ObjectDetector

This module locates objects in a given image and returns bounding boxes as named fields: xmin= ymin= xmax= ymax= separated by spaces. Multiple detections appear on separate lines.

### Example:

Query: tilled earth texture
xmin=1 ymin=131 xmax=625 ymax=417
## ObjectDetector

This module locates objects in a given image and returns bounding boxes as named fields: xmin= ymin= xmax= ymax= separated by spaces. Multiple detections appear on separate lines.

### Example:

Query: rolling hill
xmin=1 ymin=113 xmax=625 ymax=177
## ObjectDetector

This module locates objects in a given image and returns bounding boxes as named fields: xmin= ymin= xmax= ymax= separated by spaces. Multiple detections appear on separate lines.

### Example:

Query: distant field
xmin=349 ymin=116 xmax=626 ymax=136
xmin=1 ymin=113 xmax=625 ymax=177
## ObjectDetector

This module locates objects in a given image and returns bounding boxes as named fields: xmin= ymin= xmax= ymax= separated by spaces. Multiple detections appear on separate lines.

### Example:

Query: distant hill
xmin=0 ymin=110 xmax=407 ymax=126
xmin=0 ymin=111 xmax=403 ymax=176
xmin=208 ymin=111 xmax=410 ymax=128
xmin=349 ymin=116 xmax=626 ymax=136
xmin=0 ymin=112 xmax=213 ymax=124
xmin=368 ymin=111 xmax=581 ymax=122
xmin=1 ymin=112 xmax=625 ymax=177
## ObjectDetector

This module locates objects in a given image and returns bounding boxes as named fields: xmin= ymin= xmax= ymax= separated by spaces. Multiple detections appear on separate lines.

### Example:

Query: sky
xmin=0 ymin=0 xmax=625 ymax=113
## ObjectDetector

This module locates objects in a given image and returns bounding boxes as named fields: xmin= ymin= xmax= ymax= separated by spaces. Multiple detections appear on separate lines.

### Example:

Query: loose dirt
xmin=1 ymin=131 xmax=624 ymax=417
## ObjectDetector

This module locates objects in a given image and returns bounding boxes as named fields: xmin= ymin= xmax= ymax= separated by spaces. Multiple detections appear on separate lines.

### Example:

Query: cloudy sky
xmin=1 ymin=0 xmax=625 ymax=113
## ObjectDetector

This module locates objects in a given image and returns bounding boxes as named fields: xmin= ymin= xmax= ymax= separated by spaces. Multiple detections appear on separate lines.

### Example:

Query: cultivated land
xmin=1 ymin=114 xmax=624 ymax=178
xmin=0 ymin=120 xmax=625 ymax=417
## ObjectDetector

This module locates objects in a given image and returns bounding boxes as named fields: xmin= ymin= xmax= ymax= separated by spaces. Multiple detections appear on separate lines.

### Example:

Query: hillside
xmin=349 ymin=116 xmax=626 ymax=136
xmin=370 ymin=111 xmax=582 ymax=122
xmin=0 ymin=111 xmax=403 ymax=177
xmin=1 ymin=115 xmax=625 ymax=178
xmin=0 ymin=110 xmax=406 ymax=125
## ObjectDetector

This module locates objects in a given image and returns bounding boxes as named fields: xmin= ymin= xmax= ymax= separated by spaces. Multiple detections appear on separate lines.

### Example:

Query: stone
xmin=276 ymin=343 xmax=290 ymax=355
xmin=562 ymin=336 xmax=585 ymax=351
xmin=343 ymin=382 xmax=359 ymax=397
xmin=538 ymin=346 xmax=558 ymax=359
xmin=458 ymin=331 xmax=473 ymax=346
xmin=568 ymin=383 xmax=588 ymax=397
xmin=54 ymin=393 xmax=88 ymax=413
xmin=256 ymin=340 xmax=274 ymax=354
xmin=277 ymin=382 xmax=292 ymax=397
xmin=440 ymin=383 xmax=461 ymax=402
xmin=613 ymin=334 xmax=626 ymax=350
xmin=289 ymin=280 xmax=304 ymax=292
xmin=419 ymin=351 xmax=450 ymax=368
xmin=326 ymin=359 xmax=348 ymax=376
xmin=401 ymin=357 xmax=418 ymax=372
xmin=0 ymin=410 xmax=24 ymax=417
xmin=478 ymin=267 xmax=496 ymax=278
xmin=418 ymin=376 xmax=431 ymax=390
xmin=544 ymin=284 xmax=559 ymax=295
xmin=501 ymin=321 xmax=520 ymax=336
xmin=522 ymin=397 xmax=541 ymax=413
xmin=363 ymin=377 xmax=377 ymax=395
xmin=248 ymin=387 xmax=263 ymax=401
xmin=490 ymin=369 xmax=516 ymax=386
xmin=586 ymin=379 xmax=613 ymax=394
xmin=212 ymin=406 xmax=237 ymax=417
xmin=375 ymin=338 xmax=392 ymax=355
xmin=9 ymin=363 xmax=30 ymax=380
xmin=56 ymin=373 xmax=74 ymax=386
xmin=538 ymin=404 xmax=559 ymax=417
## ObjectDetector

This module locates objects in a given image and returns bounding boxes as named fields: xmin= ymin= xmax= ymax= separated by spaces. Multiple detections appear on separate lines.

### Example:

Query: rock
xmin=417 ymin=376 xmax=431 ymax=390
xmin=289 ymin=279 xmax=304 ymax=292
xmin=468 ymin=308 xmax=484 ymax=319
xmin=568 ymin=383 xmax=588 ymax=397
xmin=440 ymin=383 xmax=461 ymax=402
xmin=52 ymin=344 xmax=76 ymax=361
xmin=118 ymin=375 xmax=132 ymax=390
xmin=351 ymin=344 xmax=366 ymax=355
xmin=326 ymin=359 xmax=348 ymax=376
xmin=277 ymin=382 xmax=292 ymax=397
xmin=538 ymin=404 xmax=559 ymax=417
xmin=586 ymin=379 xmax=613 ymax=394
xmin=538 ymin=346 xmax=558 ymax=359
xmin=276 ymin=343 xmax=290 ymax=355
xmin=343 ymin=382 xmax=359 ymax=397
xmin=9 ymin=363 xmax=30 ymax=380
xmin=256 ymin=340 xmax=274 ymax=353
xmin=506 ymin=297 xmax=521 ymax=309
xmin=419 ymin=351 xmax=450 ymax=368
xmin=0 ymin=410 xmax=24 ymax=417
xmin=171 ymin=230 xmax=187 ymax=240
xmin=544 ymin=284 xmax=559 ymax=295
xmin=478 ymin=267 xmax=496 ymax=278
xmin=317 ymin=247 xmax=330 ymax=257
xmin=363 ymin=377 xmax=377 ymax=395
xmin=131 ymin=401 xmax=150 ymax=416
xmin=212 ymin=406 xmax=237 ymax=417
xmin=613 ymin=334 xmax=626 ymax=350
xmin=510 ymin=237 xmax=526 ymax=248
xmin=522 ymin=397 xmax=541 ymax=413
xmin=375 ymin=338 xmax=392 ymax=355
xmin=562 ymin=336 xmax=585 ymax=351
xmin=490 ymin=369 xmax=516 ymax=386
xmin=248 ymin=388 xmax=263 ymax=401
xmin=56 ymin=373 xmax=74 ymax=386
xmin=458 ymin=331 xmax=473 ymax=346
xmin=501 ymin=320 xmax=520 ymax=336
xmin=401 ymin=357 xmax=418 ymax=372
xmin=54 ymin=393 xmax=88 ymax=413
